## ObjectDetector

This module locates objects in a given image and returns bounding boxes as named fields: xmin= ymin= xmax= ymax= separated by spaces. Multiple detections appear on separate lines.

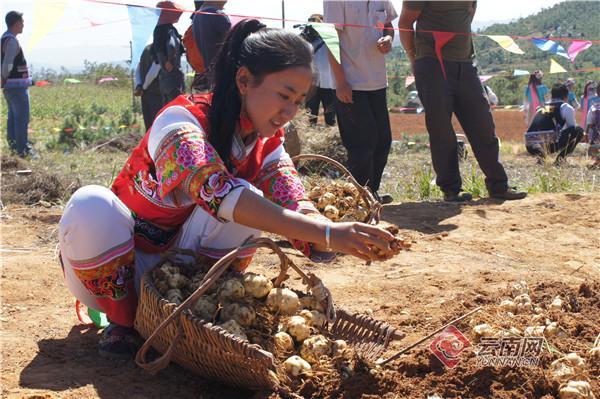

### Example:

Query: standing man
xmin=153 ymin=1 xmax=185 ymax=103
xmin=134 ymin=44 xmax=163 ymax=131
xmin=400 ymin=2 xmax=526 ymax=201
xmin=324 ymin=0 xmax=397 ymax=205
xmin=2 ymin=11 xmax=33 ymax=158
xmin=305 ymin=14 xmax=336 ymax=127
xmin=192 ymin=1 xmax=231 ymax=92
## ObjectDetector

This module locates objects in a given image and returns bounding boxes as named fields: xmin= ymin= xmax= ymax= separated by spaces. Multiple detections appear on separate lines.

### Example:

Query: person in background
xmin=525 ymin=83 xmax=584 ymax=166
xmin=192 ymin=0 xmax=231 ymax=92
xmin=585 ymin=84 xmax=600 ymax=168
xmin=565 ymin=78 xmax=580 ymax=110
xmin=580 ymin=80 xmax=600 ymax=128
xmin=58 ymin=20 xmax=397 ymax=359
xmin=324 ymin=0 xmax=397 ymax=205
xmin=304 ymin=14 xmax=336 ymax=127
xmin=399 ymin=1 xmax=526 ymax=202
xmin=484 ymin=84 xmax=498 ymax=108
xmin=523 ymin=70 xmax=548 ymax=127
xmin=1 ymin=11 xmax=35 ymax=158
xmin=134 ymin=44 xmax=163 ymax=131
xmin=153 ymin=1 xmax=185 ymax=103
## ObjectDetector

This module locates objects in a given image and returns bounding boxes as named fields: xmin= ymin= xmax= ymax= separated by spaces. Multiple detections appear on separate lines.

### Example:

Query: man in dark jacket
xmin=134 ymin=44 xmax=163 ymax=131
xmin=2 ymin=11 xmax=35 ymax=158
xmin=153 ymin=1 xmax=185 ymax=103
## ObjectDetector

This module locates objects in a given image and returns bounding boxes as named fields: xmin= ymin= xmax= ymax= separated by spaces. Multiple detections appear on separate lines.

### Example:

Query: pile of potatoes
xmin=151 ymin=264 xmax=353 ymax=379
xmin=307 ymin=181 xmax=371 ymax=222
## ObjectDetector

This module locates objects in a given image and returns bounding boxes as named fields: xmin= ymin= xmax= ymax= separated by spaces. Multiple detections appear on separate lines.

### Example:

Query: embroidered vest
xmin=111 ymin=93 xmax=284 ymax=252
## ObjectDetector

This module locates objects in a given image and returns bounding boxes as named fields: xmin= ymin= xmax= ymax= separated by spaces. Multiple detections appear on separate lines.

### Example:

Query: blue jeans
xmin=3 ymin=87 xmax=30 ymax=157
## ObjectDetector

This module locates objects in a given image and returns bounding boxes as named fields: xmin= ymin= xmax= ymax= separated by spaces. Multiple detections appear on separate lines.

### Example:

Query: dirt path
xmin=1 ymin=193 xmax=599 ymax=398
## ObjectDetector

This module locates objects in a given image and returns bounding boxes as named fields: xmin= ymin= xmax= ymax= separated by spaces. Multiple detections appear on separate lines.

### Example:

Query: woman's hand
xmin=313 ymin=222 xmax=397 ymax=262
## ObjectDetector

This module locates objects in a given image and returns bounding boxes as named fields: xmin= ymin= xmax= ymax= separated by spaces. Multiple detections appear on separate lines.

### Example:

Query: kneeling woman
xmin=58 ymin=20 xmax=396 ymax=358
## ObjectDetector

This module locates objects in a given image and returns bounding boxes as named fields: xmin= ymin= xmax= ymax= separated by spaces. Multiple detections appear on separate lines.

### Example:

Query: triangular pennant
xmin=127 ymin=5 xmax=161 ymax=71
xmin=567 ymin=40 xmax=592 ymax=62
xmin=549 ymin=58 xmax=567 ymax=74
xmin=531 ymin=38 xmax=569 ymax=59
xmin=309 ymin=23 xmax=341 ymax=64
xmin=26 ymin=0 xmax=68 ymax=52
xmin=432 ymin=31 xmax=456 ymax=79
xmin=486 ymin=35 xmax=525 ymax=54
xmin=405 ymin=76 xmax=415 ymax=88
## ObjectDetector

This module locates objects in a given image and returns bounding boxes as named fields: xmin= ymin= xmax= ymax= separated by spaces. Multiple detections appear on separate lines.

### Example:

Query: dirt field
xmin=1 ymin=193 xmax=599 ymax=398
xmin=388 ymin=109 xmax=588 ymax=142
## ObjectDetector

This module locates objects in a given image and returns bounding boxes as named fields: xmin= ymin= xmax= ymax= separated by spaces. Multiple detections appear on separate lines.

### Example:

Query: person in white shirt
xmin=526 ymin=83 xmax=584 ymax=165
xmin=324 ymin=0 xmax=397 ymax=205
xmin=304 ymin=14 xmax=336 ymax=127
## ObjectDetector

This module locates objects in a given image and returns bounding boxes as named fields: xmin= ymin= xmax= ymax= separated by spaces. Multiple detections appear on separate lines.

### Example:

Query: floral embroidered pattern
xmin=154 ymin=127 xmax=220 ymax=198
xmin=71 ymin=249 xmax=136 ymax=300
xmin=187 ymin=165 xmax=242 ymax=218
xmin=256 ymin=160 xmax=307 ymax=209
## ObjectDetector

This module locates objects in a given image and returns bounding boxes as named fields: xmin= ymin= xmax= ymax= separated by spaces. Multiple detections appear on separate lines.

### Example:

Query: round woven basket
xmin=134 ymin=237 xmax=402 ymax=391
xmin=291 ymin=153 xmax=382 ymax=224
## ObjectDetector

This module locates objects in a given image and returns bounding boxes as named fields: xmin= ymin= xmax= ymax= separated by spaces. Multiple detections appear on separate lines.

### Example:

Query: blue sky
xmin=1 ymin=0 xmax=563 ymax=70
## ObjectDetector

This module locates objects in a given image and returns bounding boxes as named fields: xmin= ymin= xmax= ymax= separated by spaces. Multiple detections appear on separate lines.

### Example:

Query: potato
xmin=155 ymin=279 xmax=169 ymax=295
xmin=558 ymin=381 xmax=596 ymax=399
xmin=308 ymin=186 xmax=324 ymax=199
xmin=283 ymin=355 xmax=311 ymax=377
xmin=299 ymin=334 xmax=331 ymax=364
xmin=589 ymin=347 xmax=600 ymax=362
xmin=317 ymin=192 xmax=336 ymax=209
xmin=323 ymin=205 xmax=340 ymax=221
xmin=160 ymin=261 xmax=179 ymax=276
xmin=286 ymin=315 xmax=311 ymax=343
xmin=551 ymin=353 xmax=586 ymax=381
xmin=499 ymin=299 xmax=517 ymax=313
xmin=342 ymin=182 xmax=358 ymax=196
xmin=354 ymin=206 xmax=369 ymax=222
xmin=166 ymin=289 xmax=183 ymax=305
xmin=472 ymin=323 xmax=495 ymax=338
xmin=220 ymin=303 xmax=256 ymax=327
xmin=242 ymin=272 xmax=273 ymax=299
xmin=218 ymin=279 xmax=245 ymax=302
xmin=545 ymin=322 xmax=559 ymax=337
xmin=168 ymin=273 xmax=190 ymax=289
xmin=192 ymin=296 xmax=217 ymax=321
xmin=273 ymin=331 xmax=295 ymax=354
xmin=514 ymin=293 xmax=533 ymax=312
xmin=266 ymin=288 xmax=301 ymax=315
xmin=218 ymin=319 xmax=248 ymax=341
xmin=550 ymin=296 xmax=563 ymax=312
xmin=299 ymin=309 xmax=327 ymax=329
xmin=511 ymin=281 xmax=529 ymax=297
xmin=524 ymin=326 xmax=546 ymax=337
xmin=332 ymin=339 xmax=348 ymax=357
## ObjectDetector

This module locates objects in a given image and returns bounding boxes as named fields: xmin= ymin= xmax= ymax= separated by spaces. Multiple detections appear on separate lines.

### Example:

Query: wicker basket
xmin=134 ymin=237 xmax=402 ymax=391
xmin=291 ymin=153 xmax=382 ymax=224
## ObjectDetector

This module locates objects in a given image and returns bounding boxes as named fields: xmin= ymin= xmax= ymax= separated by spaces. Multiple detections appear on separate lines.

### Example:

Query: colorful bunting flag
xmin=26 ymin=0 xmax=68 ymax=52
xmin=432 ymin=31 xmax=456 ymax=79
xmin=567 ymin=40 xmax=592 ymax=62
xmin=405 ymin=76 xmax=415 ymax=88
xmin=549 ymin=58 xmax=567 ymax=74
xmin=127 ymin=5 xmax=161 ymax=71
xmin=486 ymin=35 xmax=525 ymax=54
xmin=310 ymin=23 xmax=341 ymax=64
xmin=479 ymin=75 xmax=495 ymax=83
xmin=531 ymin=38 xmax=569 ymax=59
xmin=513 ymin=69 xmax=530 ymax=76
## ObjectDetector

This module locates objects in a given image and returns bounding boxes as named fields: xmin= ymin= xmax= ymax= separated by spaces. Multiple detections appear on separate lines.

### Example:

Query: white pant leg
xmin=59 ymin=185 xmax=135 ymax=311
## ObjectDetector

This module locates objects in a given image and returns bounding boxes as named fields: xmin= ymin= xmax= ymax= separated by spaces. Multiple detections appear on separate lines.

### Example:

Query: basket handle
xmin=134 ymin=237 xmax=300 ymax=373
xmin=291 ymin=153 xmax=382 ymax=224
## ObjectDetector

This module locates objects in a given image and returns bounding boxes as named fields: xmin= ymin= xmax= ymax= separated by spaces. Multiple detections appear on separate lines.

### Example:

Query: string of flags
xmin=24 ymin=0 xmax=598 ymax=75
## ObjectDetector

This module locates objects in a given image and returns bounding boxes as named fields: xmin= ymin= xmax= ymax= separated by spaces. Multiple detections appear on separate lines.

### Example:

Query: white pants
xmin=59 ymin=184 xmax=261 ymax=314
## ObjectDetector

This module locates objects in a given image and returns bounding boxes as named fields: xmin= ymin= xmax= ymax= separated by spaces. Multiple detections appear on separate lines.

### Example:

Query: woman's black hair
xmin=528 ymin=72 xmax=542 ymax=86
xmin=208 ymin=18 xmax=313 ymax=171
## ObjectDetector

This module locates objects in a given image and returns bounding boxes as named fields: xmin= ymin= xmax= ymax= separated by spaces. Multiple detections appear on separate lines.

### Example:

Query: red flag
xmin=432 ymin=31 xmax=456 ymax=80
